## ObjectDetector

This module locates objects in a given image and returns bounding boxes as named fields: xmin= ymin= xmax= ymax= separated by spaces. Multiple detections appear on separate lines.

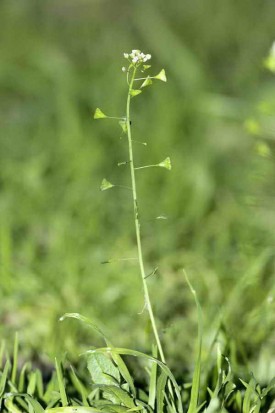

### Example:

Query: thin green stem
xmin=135 ymin=164 xmax=158 ymax=170
xmin=126 ymin=67 xmax=166 ymax=364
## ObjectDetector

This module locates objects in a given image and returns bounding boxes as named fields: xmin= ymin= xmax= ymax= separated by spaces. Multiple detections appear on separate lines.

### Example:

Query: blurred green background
xmin=1 ymin=0 xmax=275 ymax=380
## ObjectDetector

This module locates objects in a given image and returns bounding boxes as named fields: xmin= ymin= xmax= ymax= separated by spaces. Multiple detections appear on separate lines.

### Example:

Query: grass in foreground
xmin=1 ymin=321 xmax=275 ymax=413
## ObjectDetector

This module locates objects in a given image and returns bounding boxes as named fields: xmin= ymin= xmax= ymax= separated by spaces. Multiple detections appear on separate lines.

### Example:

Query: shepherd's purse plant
xmin=95 ymin=49 xmax=168 ymax=363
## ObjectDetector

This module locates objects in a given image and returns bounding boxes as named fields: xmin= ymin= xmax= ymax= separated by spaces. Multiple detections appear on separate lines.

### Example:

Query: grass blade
xmin=69 ymin=366 xmax=89 ymax=406
xmin=156 ymin=370 xmax=167 ymax=413
xmin=45 ymin=408 xmax=105 ymax=413
xmin=148 ymin=344 xmax=157 ymax=409
xmin=11 ymin=333 xmax=19 ymax=384
xmin=61 ymin=313 xmax=136 ymax=397
xmin=55 ymin=357 xmax=68 ymax=407
xmin=184 ymin=271 xmax=202 ymax=413
xmin=0 ymin=359 xmax=11 ymax=397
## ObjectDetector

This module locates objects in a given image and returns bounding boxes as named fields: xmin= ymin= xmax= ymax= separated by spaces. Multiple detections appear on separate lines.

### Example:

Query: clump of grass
xmin=1 ymin=330 xmax=275 ymax=412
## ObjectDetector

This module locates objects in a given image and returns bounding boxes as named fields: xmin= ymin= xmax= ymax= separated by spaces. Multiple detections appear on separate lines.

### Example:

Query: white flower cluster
xmin=124 ymin=49 xmax=151 ymax=65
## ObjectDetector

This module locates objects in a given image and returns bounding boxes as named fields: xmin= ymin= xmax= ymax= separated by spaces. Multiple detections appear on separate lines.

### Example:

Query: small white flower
xmin=124 ymin=49 xmax=152 ymax=65
xmin=122 ymin=66 xmax=126 ymax=72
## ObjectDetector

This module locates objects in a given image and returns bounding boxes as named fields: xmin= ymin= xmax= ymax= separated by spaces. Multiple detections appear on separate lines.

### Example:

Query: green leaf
xmin=94 ymin=108 xmax=107 ymax=119
xmin=5 ymin=397 xmax=25 ymax=413
xmin=140 ymin=77 xmax=153 ymax=88
xmin=158 ymin=157 xmax=171 ymax=170
xmin=100 ymin=179 xmax=114 ymax=191
xmin=87 ymin=353 xmax=120 ymax=386
xmin=154 ymin=69 xmax=167 ymax=82
xmin=142 ymin=65 xmax=151 ymax=71
xmin=55 ymin=357 xmax=68 ymax=407
xmin=18 ymin=362 xmax=31 ymax=393
xmin=85 ymin=347 xmax=183 ymax=413
xmin=5 ymin=394 xmax=45 ymax=413
xmin=148 ymin=345 xmax=158 ymax=409
xmin=119 ymin=120 xmax=127 ymax=133
xmin=93 ymin=385 xmax=135 ymax=408
xmin=185 ymin=272 xmax=203 ymax=413
xmin=0 ymin=359 xmax=10 ymax=397
xmin=46 ymin=408 xmax=103 ymax=413
xmin=11 ymin=332 xmax=18 ymax=384
xmin=98 ymin=405 xmax=129 ymax=413
xmin=110 ymin=353 xmax=136 ymax=398
xmin=69 ymin=366 xmax=89 ymax=406
xmin=26 ymin=371 xmax=36 ymax=396
xmin=60 ymin=313 xmax=136 ymax=397
xmin=60 ymin=313 xmax=108 ymax=343
xmin=130 ymin=89 xmax=142 ymax=97
xmin=156 ymin=370 xmax=167 ymax=413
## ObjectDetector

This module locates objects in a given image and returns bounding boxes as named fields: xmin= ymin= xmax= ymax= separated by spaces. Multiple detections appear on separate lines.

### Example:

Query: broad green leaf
xmin=141 ymin=77 xmax=153 ymax=88
xmin=154 ymin=69 xmax=167 ymax=82
xmin=100 ymin=179 xmax=114 ymax=191
xmin=127 ymin=405 xmax=144 ymax=412
xmin=93 ymin=385 xmax=135 ymax=408
xmin=158 ymin=157 xmax=171 ymax=170
xmin=97 ymin=405 xmax=129 ymax=413
xmin=130 ymin=89 xmax=142 ymax=97
xmin=87 ymin=353 xmax=120 ymax=386
xmin=94 ymin=108 xmax=107 ymax=119
xmin=85 ymin=348 xmax=182 ymax=413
